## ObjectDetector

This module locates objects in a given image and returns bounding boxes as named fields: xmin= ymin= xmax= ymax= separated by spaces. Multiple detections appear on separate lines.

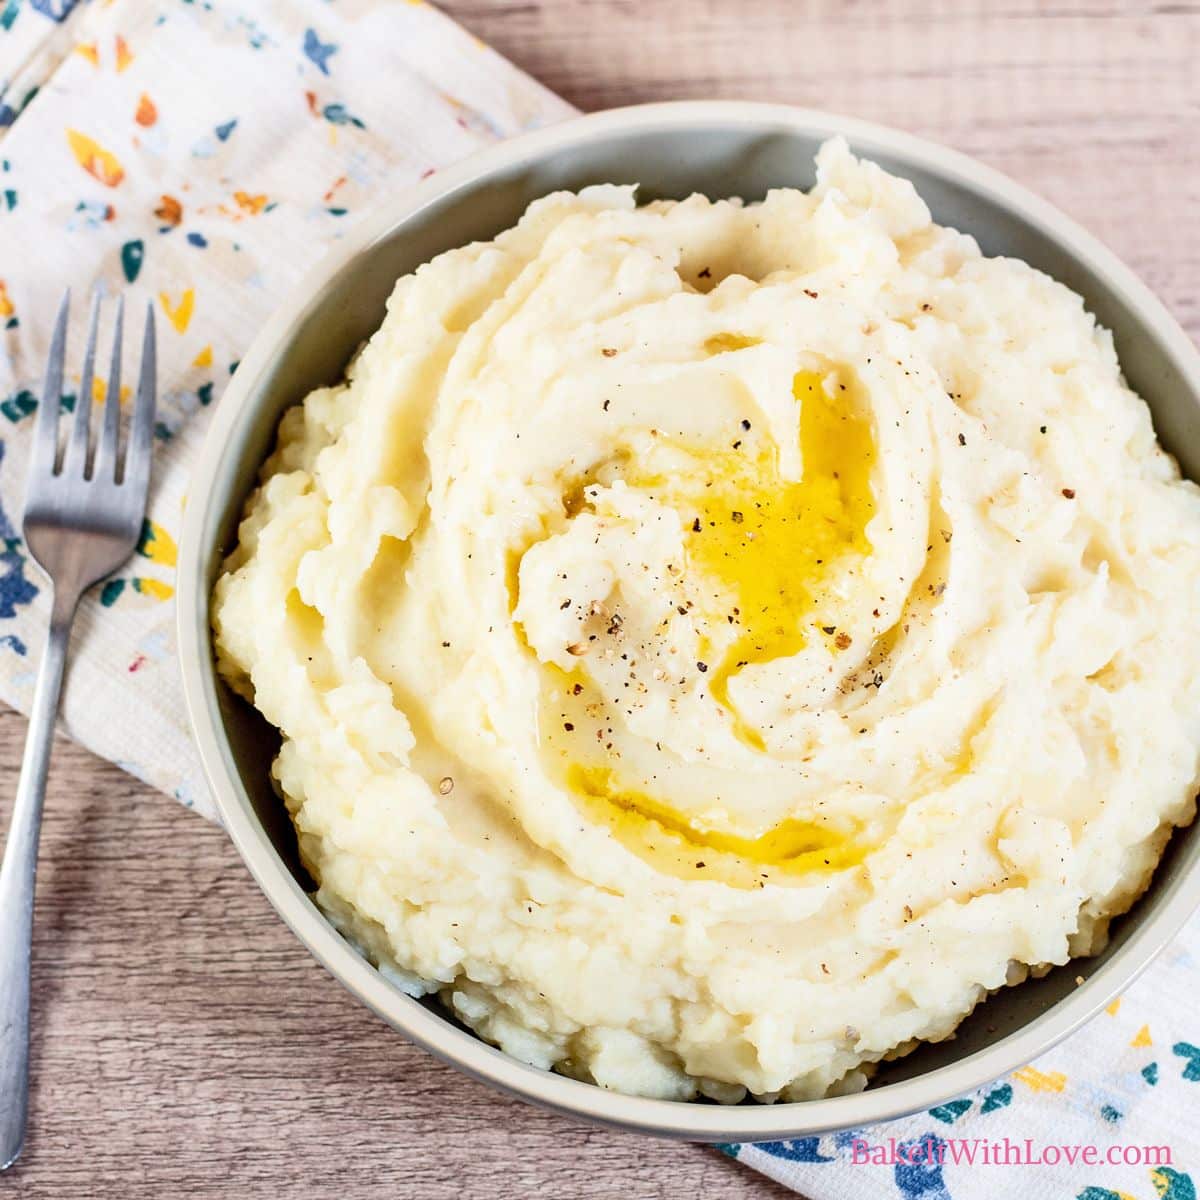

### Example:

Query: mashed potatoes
xmin=213 ymin=139 xmax=1200 ymax=1102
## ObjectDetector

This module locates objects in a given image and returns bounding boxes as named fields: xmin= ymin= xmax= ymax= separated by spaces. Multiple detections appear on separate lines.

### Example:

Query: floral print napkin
xmin=724 ymin=933 xmax=1200 ymax=1198
xmin=0 ymin=0 xmax=571 ymax=816
xmin=0 ymin=4 xmax=1196 ymax=1197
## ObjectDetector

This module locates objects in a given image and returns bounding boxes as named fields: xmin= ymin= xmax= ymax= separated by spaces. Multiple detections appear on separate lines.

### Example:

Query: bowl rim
xmin=177 ymin=99 xmax=1200 ymax=1140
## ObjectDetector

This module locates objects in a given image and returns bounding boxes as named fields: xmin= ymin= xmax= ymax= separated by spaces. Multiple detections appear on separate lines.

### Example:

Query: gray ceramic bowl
xmin=177 ymin=101 xmax=1200 ymax=1140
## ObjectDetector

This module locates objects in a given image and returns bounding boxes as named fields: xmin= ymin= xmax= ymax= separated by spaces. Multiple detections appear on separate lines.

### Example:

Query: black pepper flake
xmin=1039 ymin=424 xmax=1047 ymax=434
xmin=563 ymin=722 xmax=574 ymax=731
xmin=821 ymin=625 xmax=836 ymax=635
xmin=601 ymin=347 xmax=618 ymax=358
xmin=1062 ymin=487 xmax=1076 ymax=499
xmin=731 ymin=510 xmax=744 ymax=523
xmin=692 ymin=517 xmax=702 ymax=533
xmin=698 ymin=267 xmax=712 ymax=279
xmin=441 ymin=641 xmax=451 ymax=648
xmin=695 ymin=861 xmax=706 ymax=869
xmin=603 ymin=398 xmax=611 ymax=411
xmin=958 ymin=432 xmax=966 ymax=446
xmin=697 ymin=661 xmax=709 ymax=673
xmin=559 ymin=598 xmax=571 ymax=610
xmin=741 ymin=418 xmax=751 ymax=430
xmin=804 ymin=288 xmax=819 ymax=299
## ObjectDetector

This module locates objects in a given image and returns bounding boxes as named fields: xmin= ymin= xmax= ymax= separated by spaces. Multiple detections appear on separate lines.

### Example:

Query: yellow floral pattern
xmin=0 ymin=0 xmax=571 ymax=819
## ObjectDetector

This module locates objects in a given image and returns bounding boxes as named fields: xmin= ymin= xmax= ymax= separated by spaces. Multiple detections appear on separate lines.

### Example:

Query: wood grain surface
xmin=3 ymin=1 xmax=1199 ymax=1196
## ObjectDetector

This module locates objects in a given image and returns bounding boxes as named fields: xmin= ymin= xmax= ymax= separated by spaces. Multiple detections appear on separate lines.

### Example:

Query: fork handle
xmin=0 ymin=585 xmax=78 ymax=1170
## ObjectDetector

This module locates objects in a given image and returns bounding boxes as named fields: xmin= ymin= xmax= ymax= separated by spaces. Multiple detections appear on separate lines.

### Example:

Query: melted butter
xmin=568 ymin=764 xmax=864 ymax=887
xmin=526 ymin=366 xmax=876 ymax=884
xmin=704 ymin=332 xmax=763 ymax=354
xmin=633 ymin=368 xmax=875 ymax=746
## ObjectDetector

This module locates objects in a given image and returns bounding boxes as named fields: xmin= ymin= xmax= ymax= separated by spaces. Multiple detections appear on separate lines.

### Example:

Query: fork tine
xmin=32 ymin=292 xmax=70 ymax=476
xmin=91 ymin=295 xmax=124 ymax=483
xmin=122 ymin=303 xmax=156 ymax=495
xmin=63 ymin=292 xmax=101 ymax=477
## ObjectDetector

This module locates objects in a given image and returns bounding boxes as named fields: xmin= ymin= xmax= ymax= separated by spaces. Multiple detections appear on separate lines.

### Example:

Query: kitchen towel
xmin=0 ymin=0 xmax=571 ymax=817
xmin=0 ymin=3 xmax=1196 ymax=1198
xmin=721 ymin=937 xmax=1200 ymax=1200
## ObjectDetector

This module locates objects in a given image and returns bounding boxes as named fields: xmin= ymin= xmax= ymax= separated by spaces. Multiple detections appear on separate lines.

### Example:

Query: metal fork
xmin=0 ymin=292 xmax=156 ymax=1171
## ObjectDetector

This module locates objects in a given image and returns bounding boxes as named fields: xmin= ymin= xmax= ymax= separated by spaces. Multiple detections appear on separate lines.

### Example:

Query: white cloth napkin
xmin=0 ymin=0 xmax=571 ymax=817
xmin=723 ymin=926 xmax=1200 ymax=1198
xmin=0 ymin=3 xmax=1196 ymax=1195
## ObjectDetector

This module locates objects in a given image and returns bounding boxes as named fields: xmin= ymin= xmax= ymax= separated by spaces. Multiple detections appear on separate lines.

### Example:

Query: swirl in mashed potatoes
xmin=213 ymin=140 xmax=1200 ymax=1102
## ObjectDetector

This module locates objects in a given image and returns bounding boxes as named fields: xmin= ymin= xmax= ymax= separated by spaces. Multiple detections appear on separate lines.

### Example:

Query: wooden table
xmin=3 ymin=1 xmax=1197 ymax=1195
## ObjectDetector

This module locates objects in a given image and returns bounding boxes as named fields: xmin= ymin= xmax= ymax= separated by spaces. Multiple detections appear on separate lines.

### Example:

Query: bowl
xmin=177 ymin=100 xmax=1200 ymax=1140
